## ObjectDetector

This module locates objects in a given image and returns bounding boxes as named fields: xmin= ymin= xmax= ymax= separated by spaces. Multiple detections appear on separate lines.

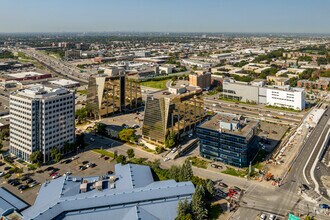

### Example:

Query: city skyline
xmin=1 ymin=0 xmax=330 ymax=34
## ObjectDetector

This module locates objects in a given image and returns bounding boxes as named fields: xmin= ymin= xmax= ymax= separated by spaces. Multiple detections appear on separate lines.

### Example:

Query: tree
xmin=191 ymin=185 xmax=208 ymax=220
xmin=169 ymin=165 xmax=181 ymax=182
xmin=75 ymin=133 xmax=85 ymax=149
xmin=118 ymin=128 xmax=136 ymax=142
xmin=206 ymin=179 xmax=215 ymax=199
xmin=0 ymin=141 xmax=3 ymax=151
xmin=95 ymin=123 xmax=107 ymax=135
xmin=180 ymin=159 xmax=193 ymax=181
xmin=165 ymin=132 xmax=176 ymax=148
xmin=75 ymin=108 xmax=88 ymax=124
xmin=30 ymin=151 xmax=43 ymax=165
xmin=127 ymin=148 xmax=135 ymax=159
xmin=317 ymin=57 xmax=328 ymax=65
xmin=116 ymin=154 xmax=127 ymax=164
xmin=50 ymin=148 xmax=60 ymax=160
xmin=54 ymin=153 xmax=63 ymax=163
xmin=176 ymin=198 xmax=192 ymax=220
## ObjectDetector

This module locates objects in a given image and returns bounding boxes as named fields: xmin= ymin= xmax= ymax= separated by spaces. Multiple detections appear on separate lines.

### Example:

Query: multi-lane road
xmin=10 ymin=48 xmax=89 ymax=84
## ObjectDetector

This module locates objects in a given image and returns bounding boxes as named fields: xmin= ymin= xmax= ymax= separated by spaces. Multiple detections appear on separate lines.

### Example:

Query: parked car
xmin=12 ymin=181 xmax=20 ymax=186
xmin=21 ymin=175 xmax=29 ymax=181
xmin=29 ymin=182 xmax=38 ymax=188
xmin=302 ymin=184 xmax=309 ymax=190
xmin=0 ymin=162 xmax=5 ymax=166
xmin=260 ymin=213 xmax=267 ymax=220
xmin=0 ymin=171 xmax=5 ymax=177
xmin=269 ymin=214 xmax=276 ymax=220
xmin=26 ymin=179 xmax=34 ymax=184
xmin=163 ymin=157 xmax=170 ymax=162
xmin=4 ymin=166 xmax=11 ymax=171
xmin=107 ymin=171 xmax=113 ymax=175
xmin=319 ymin=204 xmax=330 ymax=209
xmin=104 ymin=157 xmax=109 ymax=160
xmin=82 ymin=161 xmax=89 ymax=165
xmin=18 ymin=185 xmax=28 ymax=191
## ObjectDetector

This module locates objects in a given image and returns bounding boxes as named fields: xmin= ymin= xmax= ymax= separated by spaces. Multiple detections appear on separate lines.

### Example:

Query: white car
xmin=260 ymin=213 xmax=266 ymax=220
xmin=269 ymin=214 xmax=276 ymax=220
xmin=163 ymin=157 xmax=170 ymax=162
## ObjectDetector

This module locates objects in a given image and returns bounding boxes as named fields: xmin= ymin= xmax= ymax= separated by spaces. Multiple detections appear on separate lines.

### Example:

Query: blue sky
xmin=0 ymin=0 xmax=329 ymax=33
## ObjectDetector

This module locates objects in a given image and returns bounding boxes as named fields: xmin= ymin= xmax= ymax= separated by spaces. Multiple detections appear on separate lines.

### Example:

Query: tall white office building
xmin=10 ymin=85 xmax=75 ymax=162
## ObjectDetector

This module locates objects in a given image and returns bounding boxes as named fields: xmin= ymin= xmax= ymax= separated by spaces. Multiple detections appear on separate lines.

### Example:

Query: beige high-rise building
xmin=10 ymin=85 xmax=75 ymax=162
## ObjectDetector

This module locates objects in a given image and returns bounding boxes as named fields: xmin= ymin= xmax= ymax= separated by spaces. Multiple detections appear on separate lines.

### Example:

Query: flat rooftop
xmin=199 ymin=113 xmax=259 ymax=137
xmin=7 ymin=72 xmax=44 ymax=79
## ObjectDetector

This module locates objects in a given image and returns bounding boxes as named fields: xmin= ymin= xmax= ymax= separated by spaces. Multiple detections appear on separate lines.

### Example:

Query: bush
xmin=155 ymin=146 xmax=165 ymax=154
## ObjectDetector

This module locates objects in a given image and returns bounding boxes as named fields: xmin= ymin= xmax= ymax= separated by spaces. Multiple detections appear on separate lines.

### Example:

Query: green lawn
xmin=92 ymin=149 xmax=114 ymax=158
xmin=221 ymin=167 xmax=247 ymax=177
xmin=265 ymin=105 xmax=301 ymax=112
xmin=77 ymin=90 xmax=88 ymax=95
xmin=189 ymin=156 xmax=209 ymax=169
xmin=140 ymin=79 xmax=169 ymax=89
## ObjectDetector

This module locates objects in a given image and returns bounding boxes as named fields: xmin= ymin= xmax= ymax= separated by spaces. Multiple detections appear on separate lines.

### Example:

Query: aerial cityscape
xmin=0 ymin=1 xmax=330 ymax=220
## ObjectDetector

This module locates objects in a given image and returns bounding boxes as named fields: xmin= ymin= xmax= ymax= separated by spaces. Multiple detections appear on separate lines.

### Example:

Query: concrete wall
xmin=223 ymin=82 xmax=259 ymax=103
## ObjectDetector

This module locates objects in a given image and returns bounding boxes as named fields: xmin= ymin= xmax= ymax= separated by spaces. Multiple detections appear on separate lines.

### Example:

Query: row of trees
xmin=29 ymin=133 xmax=85 ymax=165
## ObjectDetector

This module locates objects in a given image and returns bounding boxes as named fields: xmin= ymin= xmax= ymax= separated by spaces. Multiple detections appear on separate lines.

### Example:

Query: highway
xmin=10 ymin=48 xmax=89 ymax=84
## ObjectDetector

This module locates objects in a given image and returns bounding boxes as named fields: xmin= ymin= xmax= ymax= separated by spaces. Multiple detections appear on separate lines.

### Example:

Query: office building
xmin=10 ymin=85 xmax=75 ymax=162
xmin=64 ymin=50 xmax=82 ymax=59
xmin=197 ymin=113 xmax=259 ymax=167
xmin=87 ymin=73 xmax=142 ymax=118
xmin=134 ymin=50 xmax=151 ymax=57
xmin=189 ymin=71 xmax=212 ymax=90
xmin=142 ymin=91 xmax=204 ymax=147
xmin=222 ymin=80 xmax=306 ymax=110
xmin=19 ymin=163 xmax=195 ymax=220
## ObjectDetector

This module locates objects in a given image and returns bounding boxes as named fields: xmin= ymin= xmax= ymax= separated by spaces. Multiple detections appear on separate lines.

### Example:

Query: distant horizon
xmin=0 ymin=31 xmax=330 ymax=36
xmin=1 ymin=0 xmax=330 ymax=34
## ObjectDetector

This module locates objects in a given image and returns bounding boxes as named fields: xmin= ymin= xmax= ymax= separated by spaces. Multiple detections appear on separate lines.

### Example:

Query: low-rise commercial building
xmin=181 ymin=59 xmax=212 ymax=69
xmin=20 ymin=163 xmax=195 ymax=220
xmin=197 ymin=113 xmax=259 ymax=167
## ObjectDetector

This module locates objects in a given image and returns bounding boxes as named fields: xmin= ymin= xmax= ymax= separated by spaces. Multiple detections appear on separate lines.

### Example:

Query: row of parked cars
xmin=79 ymin=161 xmax=96 ymax=171
xmin=7 ymin=174 xmax=38 ymax=191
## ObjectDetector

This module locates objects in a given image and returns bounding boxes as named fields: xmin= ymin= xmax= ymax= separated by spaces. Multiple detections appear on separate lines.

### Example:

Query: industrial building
xmin=142 ymin=91 xmax=204 ymax=147
xmin=10 ymin=85 xmax=75 ymax=162
xmin=87 ymin=72 xmax=142 ymax=118
xmin=18 ymin=163 xmax=195 ymax=220
xmin=197 ymin=113 xmax=259 ymax=167
xmin=222 ymin=80 xmax=306 ymax=110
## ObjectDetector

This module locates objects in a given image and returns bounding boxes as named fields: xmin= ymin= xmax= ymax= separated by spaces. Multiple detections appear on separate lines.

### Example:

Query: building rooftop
xmin=12 ymin=84 xmax=71 ymax=99
xmin=49 ymin=79 xmax=80 ymax=87
xmin=21 ymin=163 xmax=195 ymax=220
xmin=199 ymin=113 xmax=259 ymax=138
xmin=7 ymin=71 xmax=44 ymax=79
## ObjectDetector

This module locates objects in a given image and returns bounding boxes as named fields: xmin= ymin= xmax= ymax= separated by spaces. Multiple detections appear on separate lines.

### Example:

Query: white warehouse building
xmin=266 ymin=87 xmax=305 ymax=110
xmin=10 ymin=85 xmax=75 ymax=162
xmin=222 ymin=80 xmax=306 ymax=110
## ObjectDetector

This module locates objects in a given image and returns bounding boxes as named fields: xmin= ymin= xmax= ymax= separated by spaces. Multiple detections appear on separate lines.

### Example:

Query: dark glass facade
xmin=142 ymin=92 xmax=204 ymax=146
xmin=197 ymin=125 xmax=257 ymax=167
xmin=87 ymin=74 xmax=142 ymax=118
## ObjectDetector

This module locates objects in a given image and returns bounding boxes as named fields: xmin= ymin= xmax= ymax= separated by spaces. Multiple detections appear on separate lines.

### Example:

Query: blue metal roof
xmin=22 ymin=163 xmax=195 ymax=220
xmin=0 ymin=187 xmax=29 ymax=212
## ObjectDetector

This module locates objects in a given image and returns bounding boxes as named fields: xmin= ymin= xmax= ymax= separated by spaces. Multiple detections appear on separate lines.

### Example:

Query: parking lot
xmin=101 ymin=112 xmax=144 ymax=136
xmin=0 ymin=150 xmax=116 ymax=205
